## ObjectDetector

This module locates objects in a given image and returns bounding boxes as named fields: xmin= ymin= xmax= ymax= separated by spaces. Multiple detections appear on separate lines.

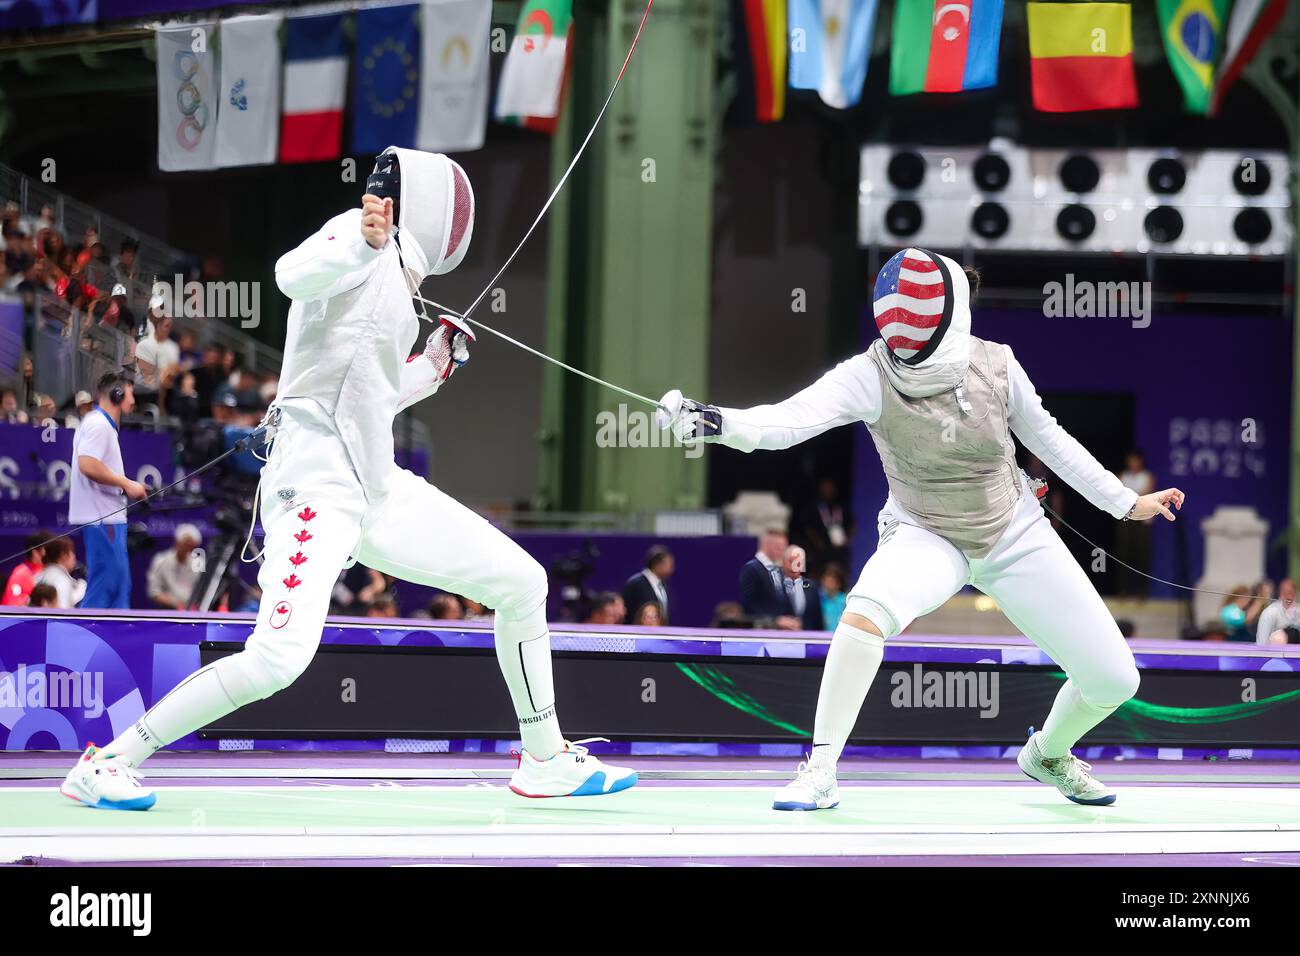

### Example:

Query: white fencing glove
xmin=656 ymin=389 xmax=723 ymax=443
xmin=426 ymin=315 xmax=474 ymax=383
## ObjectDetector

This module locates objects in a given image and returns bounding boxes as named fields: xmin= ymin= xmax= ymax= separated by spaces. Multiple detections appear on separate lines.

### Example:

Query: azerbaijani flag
xmin=889 ymin=0 xmax=1004 ymax=95
xmin=1026 ymin=2 xmax=1137 ymax=112
xmin=279 ymin=14 xmax=348 ymax=164
xmin=1156 ymin=0 xmax=1229 ymax=115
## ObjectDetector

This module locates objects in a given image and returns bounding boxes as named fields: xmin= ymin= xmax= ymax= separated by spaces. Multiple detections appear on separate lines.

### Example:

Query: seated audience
xmin=1256 ymin=578 xmax=1300 ymax=644
xmin=2 ymin=530 xmax=50 ymax=606
xmin=429 ymin=593 xmax=465 ymax=620
xmin=34 ymin=537 xmax=86 ymax=608
xmin=631 ymin=600 xmax=663 ymax=626
xmin=622 ymin=545 xmax=673 ymax=625
xmin=146 ymin=524 xmax=202 ymax=609
xmin=781 ymin=545 xmax=823 ymax=631
xmin=585 ymin=591 xmax=626 ymax=626
xmin=711 ymin=601 xmax=750 ymax=629
xmin=368 ymin=595 xmax=399 ymax=618
xmin=28 ymin=583 xmax=58 ymax=608
xmin=819 ymin=562 xmax=848 ymax=632
xmin=738 ymin=528 xmax=800 ymax=630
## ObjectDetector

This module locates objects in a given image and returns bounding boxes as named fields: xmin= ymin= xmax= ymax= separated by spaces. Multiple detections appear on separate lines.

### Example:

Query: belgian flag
xmin=1026 ymin=1 xmax=1138 ymax=112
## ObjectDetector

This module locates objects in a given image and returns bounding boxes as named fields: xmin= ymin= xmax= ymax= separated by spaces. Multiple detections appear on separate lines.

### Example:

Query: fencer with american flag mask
xmin=658 ymin=247 xmax=1184 ymax=811
xmin=61 ymin=147 xmax=637 ymax=811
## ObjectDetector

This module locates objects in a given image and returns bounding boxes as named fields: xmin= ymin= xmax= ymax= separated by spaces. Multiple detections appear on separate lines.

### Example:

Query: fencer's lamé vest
xmin=275 ymin=243 xmax=420 ymax=505
xmin=865 ymin=337 xmax=1021 ymax=558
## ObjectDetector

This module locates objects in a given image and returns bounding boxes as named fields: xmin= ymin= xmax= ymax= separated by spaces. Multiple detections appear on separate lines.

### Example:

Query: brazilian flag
xmin=1156 ymin=0 xmax=1231 ymax=114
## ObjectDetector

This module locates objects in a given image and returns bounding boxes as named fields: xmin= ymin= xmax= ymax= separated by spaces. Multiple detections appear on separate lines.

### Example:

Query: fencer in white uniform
xmin=658 ymin=247 xmax=1184 ymax=809
xmin=62 ymin=147 xmax=636 ymax=810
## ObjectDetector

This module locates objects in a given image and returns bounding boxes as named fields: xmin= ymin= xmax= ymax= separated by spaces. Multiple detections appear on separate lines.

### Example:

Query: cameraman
xmin=70 ymin=372 xmax=146 ymax=608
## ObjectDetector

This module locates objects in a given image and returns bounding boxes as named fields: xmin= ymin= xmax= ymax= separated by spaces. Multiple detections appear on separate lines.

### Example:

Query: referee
xmin=70 ymin=372 xmax=147 ymax=608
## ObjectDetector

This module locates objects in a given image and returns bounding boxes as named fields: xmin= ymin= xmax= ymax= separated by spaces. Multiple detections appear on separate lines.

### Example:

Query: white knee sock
xmin=104 ymin=657 xmax=255 ymax=767
xmin=494 ymin=607 xmax=565 ymax=759
xmin=1038 ymin=679 xmax=1117 ymax=758
xmin=809 ymin=620 xmax=885 ymax=771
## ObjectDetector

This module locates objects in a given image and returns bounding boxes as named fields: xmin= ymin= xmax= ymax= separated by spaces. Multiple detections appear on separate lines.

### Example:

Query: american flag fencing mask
xmin=871 ymin=248 xmax=962 ymax=366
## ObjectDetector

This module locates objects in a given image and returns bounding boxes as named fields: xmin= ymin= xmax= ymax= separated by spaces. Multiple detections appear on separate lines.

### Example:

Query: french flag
xmin=279 ymin=14 xmax=348 ymax=164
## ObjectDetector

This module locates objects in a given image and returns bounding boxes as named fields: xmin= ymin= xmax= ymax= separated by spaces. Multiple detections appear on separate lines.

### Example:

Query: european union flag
xmin=352 ymin=3 xmax=421 ymax=155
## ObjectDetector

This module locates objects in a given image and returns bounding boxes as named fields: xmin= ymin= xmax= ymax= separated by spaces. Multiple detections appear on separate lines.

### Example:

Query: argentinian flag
xmin=788 ymin=0 xmax=880 ymax=109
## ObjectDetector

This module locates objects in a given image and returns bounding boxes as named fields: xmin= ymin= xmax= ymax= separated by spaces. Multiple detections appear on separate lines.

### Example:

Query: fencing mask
xmin=871 ymin=247 xmax=971 ymax=367
xmin=366 ymin=146 xmax=474 ymax=278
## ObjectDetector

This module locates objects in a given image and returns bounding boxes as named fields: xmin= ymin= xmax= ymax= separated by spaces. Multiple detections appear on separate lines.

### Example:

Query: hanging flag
xmin=788 ymin=0 xmax=879 ymax=109
xmin=495 ymin=0 xmax=574 ymax=122
xmin=280 ymin=14 xmax=349 ymax=164
xmin=733 ymin=0 xmax=788 ymax=123
xmin=155 ymin=24 xmax=220 ymax=172
xmin=1211 ymin=0 xmax=1288 ymax=115
xmin=213 ymin=14 xmax=283 ymax=168
xmin=352 ymin=3 xmax=421 ymax=155
xmin=889 ymin=0 xmax=1004 ymax=95
xmin=417 ymin=0 xmax=492 ymax=152
xmin=1026 ymin=2 xmax=1137 ymax=112
xmin=1155 ymin=0 xmax=1229 ymax=115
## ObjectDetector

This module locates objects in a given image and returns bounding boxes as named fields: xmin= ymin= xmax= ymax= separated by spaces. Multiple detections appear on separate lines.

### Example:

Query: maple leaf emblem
xmin=297 ymin=507 xmax=317 ymax=523
xmin=289 ymin=552 xmax=308 ymax=567
xmin=283 ymin=574 xmax=303 ymax=590
xmin=294 ymin=530 xmax=313 ymax=544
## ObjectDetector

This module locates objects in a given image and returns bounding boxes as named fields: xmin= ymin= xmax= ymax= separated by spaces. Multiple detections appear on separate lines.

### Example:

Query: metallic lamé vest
xmin=865 ymin=337 xmax=1021 ymax=557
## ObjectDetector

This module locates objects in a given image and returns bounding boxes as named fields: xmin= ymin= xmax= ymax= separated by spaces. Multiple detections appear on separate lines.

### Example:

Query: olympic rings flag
xmin=155 ymin=23 xmax=220 ymax=172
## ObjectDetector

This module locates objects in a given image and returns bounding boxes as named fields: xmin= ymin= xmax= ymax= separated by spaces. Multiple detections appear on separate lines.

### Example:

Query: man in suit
xmin=623 ymin=545 xmax=673 ymax=625
xmin=739 ymin=529 xmax=802 ymax=630
xmin=781 ymin=545 xmax=824 ymax=631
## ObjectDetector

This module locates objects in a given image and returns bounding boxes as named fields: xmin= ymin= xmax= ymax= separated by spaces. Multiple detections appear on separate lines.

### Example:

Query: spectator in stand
xmin=711 ymin=601 xmax=749 ymax=628
xmin=63 ymin=390 xmax=94 ymax=428
xmin=461 ymin=596 xmax=493 ymax=623
xmin=738 ymin=528 xmax=800 ymax=630
xmin=781 ymin=545 xmax=824 ymax=631
xmin=1114 ymin=450 xmax=1156 ymax=598
xmin=622 ymin=545 xmax=674 ymax=625
xmin=794 ymin=478 xmax=851 ymax=570
xmin=147 ymin=524 xmax=202 ymax=610
xmin=2 ymin=530 xmax=50 ymax=606
xmin=176 ymin=329 xmax=202 ymax=369
xmin=192 ymin=345 xmax=226 ymax=411
xmin=169 ymin=371 xmax=201 ymax=425
xmin=368 ymin=595 xmax=399 ymax=618
xmin=585 ymin=592 xmax=626 ymax=626
xmin=70 ymin=372 xmax=145 ymax=609
xmin=113 ymin=238 xmax=139 ymax=289
xmin=28 ymin=583 xmax=58 ymax=609
xmin=34 ymin=536 xmax=86 ymax=608
xmin=429 ymin=593 xmax=464 ymax=620
xmin=631 ymin=600 xmax=663 ymax=626
xmin=1256 ymin=578 xmax=1299 ymax=644
xmin=1219 ymin=584 xmax=1271 ymax=642
xmin=819 ymin=562 xmax=848 ymax=632
xmin=1 ymin=387 xmax=29 ymax=423
xmin=135 ymin=312 xmax=180 ymax=410
xmin=29 ymin=392 xmax=55 ymax=425
xmin=332 ymin=564 xmax=390 ymax=615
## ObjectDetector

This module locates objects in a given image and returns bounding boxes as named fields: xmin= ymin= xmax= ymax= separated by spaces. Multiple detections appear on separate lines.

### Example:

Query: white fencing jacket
xmin=273 ymin=208 xmax=445 ymax=505
xmin=717 ymin=343 xmax=1138 ymax=523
